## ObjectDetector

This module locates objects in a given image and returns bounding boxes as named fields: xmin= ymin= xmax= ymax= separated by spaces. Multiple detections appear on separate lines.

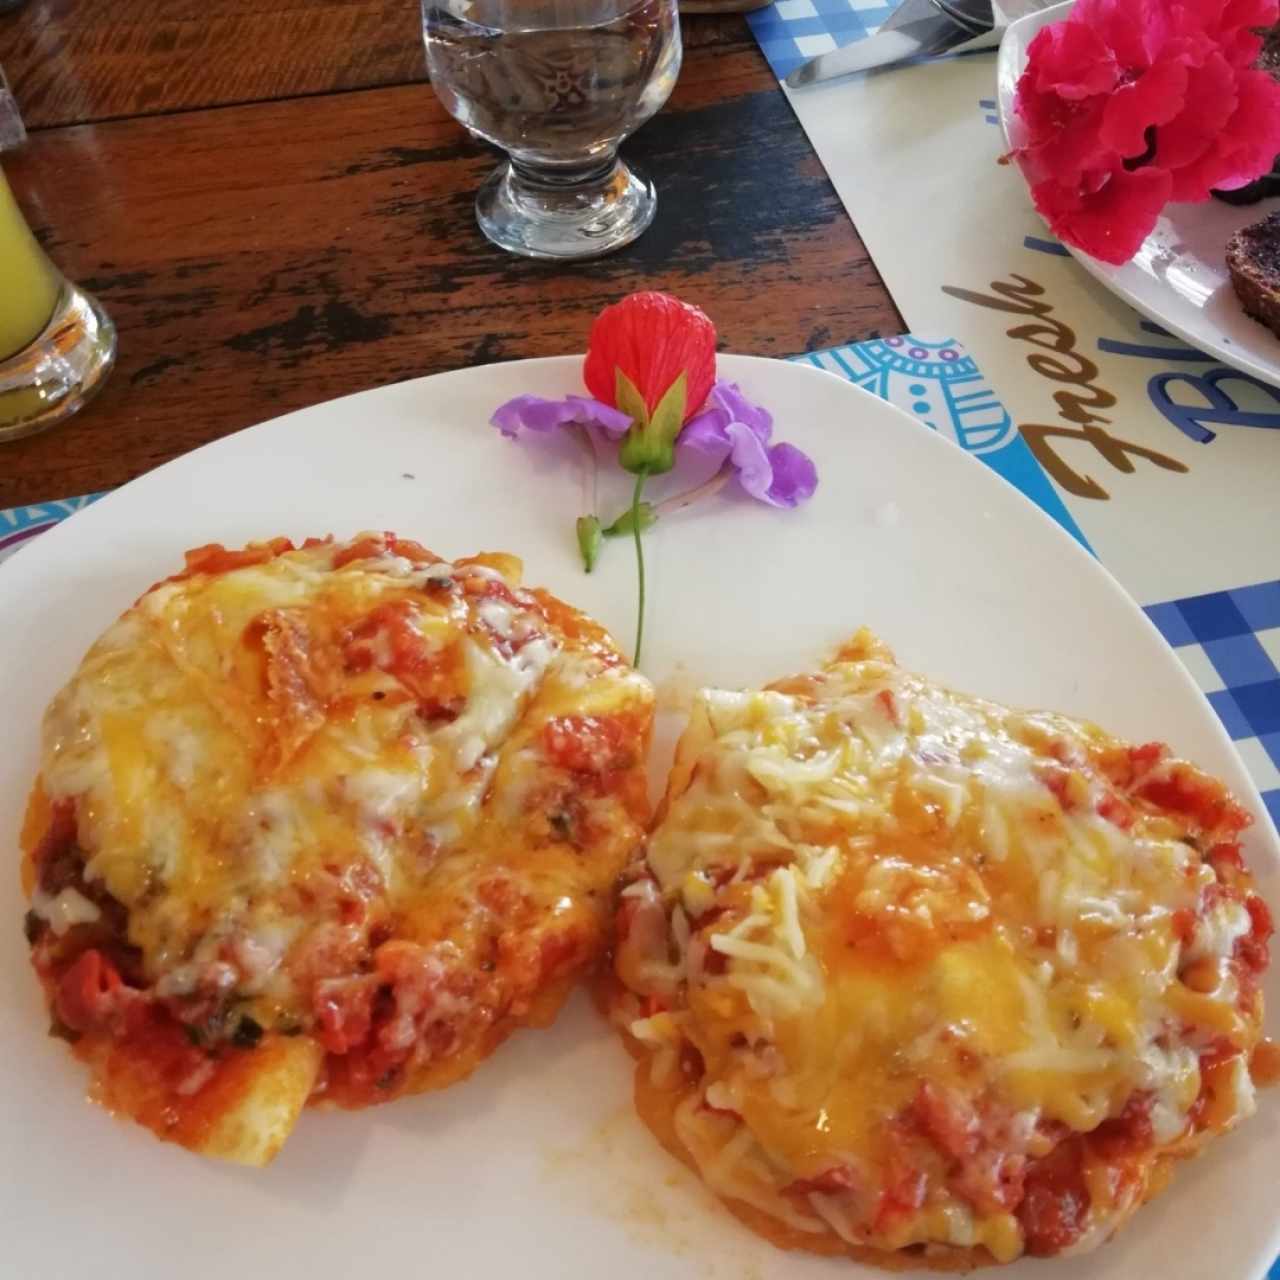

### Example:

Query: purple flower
xmin=491 ymin=380 xmax=817 ymax=508
xmin=491 ymin=394 xmax=632 ymax=439
xmin=680 ymin=382 xmax=818 ymax=508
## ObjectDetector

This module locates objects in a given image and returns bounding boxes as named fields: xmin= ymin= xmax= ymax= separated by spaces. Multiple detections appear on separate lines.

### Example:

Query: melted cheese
xmin=37 ymin=535 xmax=652 ymax=1034
xmin=619 ymin=633 xmax=1269 ymax=1263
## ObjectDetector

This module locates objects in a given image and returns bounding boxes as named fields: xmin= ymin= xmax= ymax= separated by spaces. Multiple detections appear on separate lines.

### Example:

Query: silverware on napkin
xmin=785 ymin=0 xmax=1050 ymax=89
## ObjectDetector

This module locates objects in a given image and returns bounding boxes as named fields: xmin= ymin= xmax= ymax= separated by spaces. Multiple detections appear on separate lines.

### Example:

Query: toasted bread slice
xmin=1227 ymin=211 xmax=1280 ymax=336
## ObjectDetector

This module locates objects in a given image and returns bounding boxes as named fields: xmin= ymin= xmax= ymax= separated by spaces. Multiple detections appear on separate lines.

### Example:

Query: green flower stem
xmin=630 ymin=470 xmax=648 ymax=667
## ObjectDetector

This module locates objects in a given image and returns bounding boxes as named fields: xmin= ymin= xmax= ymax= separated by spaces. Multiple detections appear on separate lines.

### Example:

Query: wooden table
xmin=0 ymin=0 xmax=902 ymax=508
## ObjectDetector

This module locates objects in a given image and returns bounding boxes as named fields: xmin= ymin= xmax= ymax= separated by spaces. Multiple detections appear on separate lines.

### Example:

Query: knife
xmin=785 ymin=0 xmax=998 ymax=89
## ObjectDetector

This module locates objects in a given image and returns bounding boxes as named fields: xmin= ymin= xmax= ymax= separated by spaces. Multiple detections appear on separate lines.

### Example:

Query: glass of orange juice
xmin=0 ymin=163 xmax=116 ymax=442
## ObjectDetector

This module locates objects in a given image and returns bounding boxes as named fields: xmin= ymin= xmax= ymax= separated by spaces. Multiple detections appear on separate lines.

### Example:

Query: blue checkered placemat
xmin=748 ymin=0 xmax=896 ymax=81
xmin=1146 ymin=584 xmax=1280 ymax=832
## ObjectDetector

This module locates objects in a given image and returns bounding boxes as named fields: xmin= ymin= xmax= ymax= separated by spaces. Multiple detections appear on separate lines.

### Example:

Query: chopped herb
xmin=184 ymin=1023 xmax=206 ymax=1048
xmin=232 ymin=1015 xmax=264 ymax=1049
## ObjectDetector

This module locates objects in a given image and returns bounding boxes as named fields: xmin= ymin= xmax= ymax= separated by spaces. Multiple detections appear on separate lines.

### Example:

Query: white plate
xmin=0 ymin=356 xmax=1276 ymax=1280
xmin=997 ymin=0 xmax=1280 ymax=389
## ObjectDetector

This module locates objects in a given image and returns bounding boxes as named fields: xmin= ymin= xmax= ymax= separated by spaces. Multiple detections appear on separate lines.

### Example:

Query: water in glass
xmin=423 ymin=0 xmax=681 ymax=259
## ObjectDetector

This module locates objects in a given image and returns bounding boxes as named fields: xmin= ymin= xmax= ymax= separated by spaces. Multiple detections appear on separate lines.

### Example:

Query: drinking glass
xmin=423 ymin=0 xmax=682 ymax=260
xmin=0 ymin=164 xmax=116 ymax=443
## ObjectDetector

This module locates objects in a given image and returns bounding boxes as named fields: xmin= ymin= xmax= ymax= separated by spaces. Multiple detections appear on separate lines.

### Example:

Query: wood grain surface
xmin=0 ymin=0 xmax=751 ymax=128
xmin=0 ymin=7 xmax=902 ymax=508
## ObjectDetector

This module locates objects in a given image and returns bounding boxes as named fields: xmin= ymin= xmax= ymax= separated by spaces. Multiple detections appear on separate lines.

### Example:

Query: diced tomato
xmin=912 ymin=1081 xmax=978 ymax=1160
xmin=542 ymin=715 xmax=636 ymax=776
xmin=953 ymin=1149 xmax=1026 ymax=1215
xmin=333 ymin=536 xmax=384 ymax=570
xmin=313 ymin=974 xmax=378 ymax=1054
xmin=332 ymin=532 xmax=439 ymax=569
xmin=387 ymin=535 xmax=438 ymax=564
xmin=1207 ymin=842 xmax=1246 ymax=877
xmin=1136 ymin=764 xmax=1251 ymax=837
xmin=462 ymin=574 xmax=522 ymax=605
xmin=1237 ymin=895 xmax=1273 ymax=973
xmin=872 ymin=1123 xmax=927 ymax=1231
xmin=538 ymin=925 xmax=584 ymax=980
xmin=1097 ymin=791 xmax=1133 ymax=830
xmin=288 ymin=921 xmax=367 ymax=989
xmin=342 ymin=601 xmax=461 ymax=705
xmin=876 ymin=689 xmax=900 ymax=726
xmin=1038 ymin=763 xmax=1073 ymax=809
xmin=175 ymin=538 xmax=296 ymax=580
xmin=1199 ymin=1036 xmax=1240 ymax=1074
xmin=1017 ymin=1139 xmax=1089 ymax=1257
xmin=786 ymin=1165 xmax=860 ymax=1198
xmin=1088 ymin=1092 xmax=1154 ymax=1160
xmin=1128 ymin=742 xmax=1166 ymax=776
xmin=1249 ymin=1038 xmax=1280 ymax=1088
xmin=1201 ymin=880 xmax=1225 ymax=917
xmin=1189 ymin=1038 xmax=1244 ymax=1129
xmin=373 ymin=940 xmax=453 ymax=1053
xmin=54 ymin=949 xmax=146 ymax=1035
xmin=1170 ymin=908 xmax=1196 ymax=944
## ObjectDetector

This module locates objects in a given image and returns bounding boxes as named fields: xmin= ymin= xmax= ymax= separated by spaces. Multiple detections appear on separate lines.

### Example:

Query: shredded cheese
xmin=615 ymin=634 xmax=1270 ymax=1265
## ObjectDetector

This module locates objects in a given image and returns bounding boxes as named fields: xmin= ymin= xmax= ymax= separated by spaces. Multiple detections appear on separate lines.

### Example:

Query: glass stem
xmin=508 ymin=152 xmax=619 ymax=192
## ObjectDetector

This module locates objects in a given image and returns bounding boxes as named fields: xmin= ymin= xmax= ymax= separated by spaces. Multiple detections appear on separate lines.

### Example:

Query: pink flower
xmin=1013 ymin=0 xmax=1280 ymax=264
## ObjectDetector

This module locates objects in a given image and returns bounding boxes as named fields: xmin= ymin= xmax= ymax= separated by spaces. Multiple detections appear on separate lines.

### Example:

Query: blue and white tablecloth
xmin=748 ymin=0 xmax=897 ymax=79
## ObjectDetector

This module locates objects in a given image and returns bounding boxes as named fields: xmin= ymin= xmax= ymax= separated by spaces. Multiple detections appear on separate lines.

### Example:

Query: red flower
xmin=1013 ymin=0 xmax=1280 ymax=265
xmin=583 ymin=291 xmax=717 ymax=420
xmin=1031 ymin=166 xmax=1172 ymax=266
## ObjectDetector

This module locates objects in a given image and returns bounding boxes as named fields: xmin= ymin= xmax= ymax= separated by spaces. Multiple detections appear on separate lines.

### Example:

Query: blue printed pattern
xmin=793 ymin=334 xmax=1092 ymax=549
xmin=0 ymin=494 xmax=105 ymax=566
xmin=747 ymin=0 xmax=895 ymax=80
xmin=1145 ymin=581 xmax=1280 ymax=833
